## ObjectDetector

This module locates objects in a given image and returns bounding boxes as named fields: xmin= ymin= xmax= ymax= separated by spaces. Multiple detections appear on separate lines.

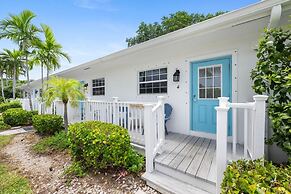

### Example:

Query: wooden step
xmin=142 ymin=171 xmax=211 ymax=194
xmin=155 ymin=162 xmax=216 ymax=194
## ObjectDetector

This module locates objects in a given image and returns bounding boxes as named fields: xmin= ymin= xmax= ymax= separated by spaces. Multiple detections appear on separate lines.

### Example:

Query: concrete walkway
xmin=0 ymin=127 xmax=30 ymax=136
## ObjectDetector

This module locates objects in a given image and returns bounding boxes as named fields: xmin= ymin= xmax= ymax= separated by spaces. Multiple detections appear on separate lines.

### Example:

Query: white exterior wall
xmin=31 ymin=11 xmax=290 ymax=144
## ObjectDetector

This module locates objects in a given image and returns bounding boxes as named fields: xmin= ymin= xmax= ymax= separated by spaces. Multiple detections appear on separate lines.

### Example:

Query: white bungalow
xmin=20 ymin=0 xmax=290 ymax=193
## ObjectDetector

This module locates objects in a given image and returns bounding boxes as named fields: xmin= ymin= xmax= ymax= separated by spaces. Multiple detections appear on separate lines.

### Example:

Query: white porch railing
xmin=19 ymin=98 xmax=39 ymax=111
xmin=215 ymin=95 xmax=268 ymax=193
xmin=20 ymin=97 xmax=165 ymax=148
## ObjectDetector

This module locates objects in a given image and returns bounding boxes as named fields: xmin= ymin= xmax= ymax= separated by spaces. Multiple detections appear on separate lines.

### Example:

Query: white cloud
xmin=74 ymin=0 xmax=118 ymax=11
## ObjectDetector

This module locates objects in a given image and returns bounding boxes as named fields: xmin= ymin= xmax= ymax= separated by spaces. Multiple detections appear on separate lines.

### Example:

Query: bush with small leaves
xmin=68 ymin=121 xmax=144 ymax=173
xmin=221 ymin=159 xmax=291 ymax=193
xmin=32 ymin=114 xmax=63 ymax=135
xmin=0 ymin=101 xmax=22 ymax=113
xmin=2 ymin=108 xmax=36 ymax=126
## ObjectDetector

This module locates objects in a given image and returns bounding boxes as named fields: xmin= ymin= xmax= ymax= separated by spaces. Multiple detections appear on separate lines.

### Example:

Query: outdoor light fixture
xmin=173 ymin=69 xmax=180 ymax=82
xmin=84 ymin=83 xmax=88 ymax=89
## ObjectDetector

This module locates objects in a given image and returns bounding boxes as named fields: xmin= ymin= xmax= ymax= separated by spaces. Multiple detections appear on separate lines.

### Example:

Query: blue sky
xmin=0 ymin=0 xmax=259 ymax=80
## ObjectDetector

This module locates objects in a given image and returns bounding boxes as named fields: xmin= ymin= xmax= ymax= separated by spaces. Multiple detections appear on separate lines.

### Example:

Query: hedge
xmin=0 ymin=121 xmax=11 ymax=131
xmin=32 ymin=114 xmax=63 ymax=135
xmin=2 ymin=108 xmax=37 ymax=126
xmin=221 ymin=159 xmax=291 ymax=193
xmin=0 ymin=101 xmax=22 ymax=113
xmin=68 ymin=121 xmax=144 ymax=173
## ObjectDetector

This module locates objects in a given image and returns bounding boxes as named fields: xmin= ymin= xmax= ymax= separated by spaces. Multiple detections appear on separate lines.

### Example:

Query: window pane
xmin=199 ymin=69 xmax=205 ymax=78
xmin=153 ymin=88 xmax=160 ymax=93
xmin=140 ymin=89 xmax=146 ymax=94
xmin=214 ymin=88 xmax=221 ymax=98
xmin=160 ymin=74 xmax=167 ymax=80
xmin=207 ymin=77 xmax=213 ymax=87
xmin=146 ymin=76 xmax=153 ymax=81
xmin=153 ymin=75 xmax=159 ymax=81
xmin=214 ymin=77 xmax=221 ymax=87
xmin=206 ymin=67 xmax=213 ymax=77
xmin=160 ymin=68 xmax=167 ymax=74
xmin=139 ymin=71 xmax=145 ymax=77
xmin=199 ymin=89 xmax=205 ymax=98
xmin=146 ymin=88 xmax=152 ymax=93
xmin=153 ymin=69 xmax=159 ymax=75
xmin=161 ymin=81 xmax=167 ymax=87
xmin=146 ymin=70 xmax=153 ymax=76
xmin=139 ymin=77 xmax=145 ymax=82
xmin=214 ymin=66 xmax=221 ymax=76
xmin=207 ymin=88 xmax=213 ymax=98
xmin=199 ymin=78 xmax=205 ymax=88
xmin=161 ymin=87 xmax=167 ymax=93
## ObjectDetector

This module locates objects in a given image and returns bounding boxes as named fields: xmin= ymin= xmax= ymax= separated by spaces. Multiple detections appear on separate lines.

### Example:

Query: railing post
xmin=216 ymin=97 xmax=230 ymax=194
xmin=157 ymin=96 xmax=166 ymax=152
xmin=112 ymin=97 xmax=119 ymax=125
xmin=144 ymin=104 xmax=155 ymax=173
xmin=253 ymin=95 xmax=268 ymax=159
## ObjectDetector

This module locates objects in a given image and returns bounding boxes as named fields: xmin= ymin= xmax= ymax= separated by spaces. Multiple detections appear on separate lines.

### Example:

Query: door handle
xmin=193 ymin=95 xmax=197 ymax=102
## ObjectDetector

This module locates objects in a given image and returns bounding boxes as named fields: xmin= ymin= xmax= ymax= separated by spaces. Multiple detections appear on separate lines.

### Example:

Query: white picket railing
xmin=19 ymin=98 xmax=39 ymax=111
xmin=215 ymin=95 xmax=268 ymax=193
xmin=20 ymin=97 xmax=165 ymax=148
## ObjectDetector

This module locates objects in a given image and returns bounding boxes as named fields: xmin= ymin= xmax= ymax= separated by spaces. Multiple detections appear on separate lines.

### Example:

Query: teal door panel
xmin=191 ymin=56 xmax=232 ymax=134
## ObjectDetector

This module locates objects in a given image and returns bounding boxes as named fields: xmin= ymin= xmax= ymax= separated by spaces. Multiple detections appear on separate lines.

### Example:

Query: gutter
xmin=268 ymin=4 xmax=282 ymax=28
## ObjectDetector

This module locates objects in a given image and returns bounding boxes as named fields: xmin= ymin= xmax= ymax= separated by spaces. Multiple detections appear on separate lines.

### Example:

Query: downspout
xmin=268 ymin=4 xmax=282 ymax=28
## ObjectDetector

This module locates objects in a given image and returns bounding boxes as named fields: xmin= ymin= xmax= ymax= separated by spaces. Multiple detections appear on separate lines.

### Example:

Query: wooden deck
xmin=155 ymin=133 xmax=244 ymax=184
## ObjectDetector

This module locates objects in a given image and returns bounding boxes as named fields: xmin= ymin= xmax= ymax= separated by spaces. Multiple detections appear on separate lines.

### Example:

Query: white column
xmin=157 ymin=96 xmax=166 ymax=147
xmin=112 ymin=97 xmax=119 ymax=125
xmin=216 ymin=105 xmax=230 ymax=194
xmin=253 ymin=95 xmax=268 ymax=159
xmin=144 ymin=104 xmax=154 ymax=173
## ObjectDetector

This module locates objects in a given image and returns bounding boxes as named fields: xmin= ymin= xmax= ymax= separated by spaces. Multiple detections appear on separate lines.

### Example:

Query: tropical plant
xmin=32 ymin=114 xmax=63 ymax=135
xmin=32 ymin=24 xmax=70 ymax=93
xmin=0 ymin=10 xmax=40 ymax=109
xmin=0 ymin=49 xmax=23 ymax=99
xmin=251 ymin=28 xmax=291 ymax=160
xmin=43 ymin=76 xmax=85 ymax=130
xmin=0 ymin=56 xmax=7 ymax=99
xmin=126 ymin=11 xmax=226 ymax=47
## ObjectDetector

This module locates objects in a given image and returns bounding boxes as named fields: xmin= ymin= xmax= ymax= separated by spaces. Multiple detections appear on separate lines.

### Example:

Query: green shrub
xmin=2 ymin=108 xmax=35 ymax=126
xmin=0 ymin=96 xmax=5 ymax=103
xmin=0 ymin=121 xmax=11 ymax=131
xmin=68 ymin=121 xmax=144 ymax=173
xmin=0 ymin=101 xmax=22 ymax=113
xmin=221 ymin=159 xmax=291 ymax=194
xmin=32 ymin=131 xmax=69 ymax=154
xmin=64 ymin=161 xmax=87 ymax=178
xmin=32 ymin=114 xmax=63 ymax=135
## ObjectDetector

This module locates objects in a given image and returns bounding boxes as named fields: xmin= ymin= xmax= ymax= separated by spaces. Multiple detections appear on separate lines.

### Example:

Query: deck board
xmin=155 ymin=133 xmax=245 ymax=184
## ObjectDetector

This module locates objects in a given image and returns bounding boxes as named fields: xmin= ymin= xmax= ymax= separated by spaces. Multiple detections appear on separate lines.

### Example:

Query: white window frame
xmin=92 ymin=78 xmax=105 ymax=96
xmin=138 ymin=67 xmax=168 ymax=94
xmin=198 ymin=64 xmax=223 ymax=100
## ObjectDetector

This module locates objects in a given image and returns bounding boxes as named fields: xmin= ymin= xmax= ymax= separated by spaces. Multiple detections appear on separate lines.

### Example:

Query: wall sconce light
xmin=83 ymin=83 xmax=88 ymax=90
xmin=173 ymin=69 xmax=180 ymax=82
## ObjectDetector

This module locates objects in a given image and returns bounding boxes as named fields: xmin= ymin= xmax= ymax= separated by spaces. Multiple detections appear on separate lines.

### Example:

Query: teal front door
xmin=191 ymin=56 xmax=232 ymax=134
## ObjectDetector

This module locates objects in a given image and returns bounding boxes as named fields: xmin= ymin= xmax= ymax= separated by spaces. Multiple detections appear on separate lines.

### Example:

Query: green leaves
xmin=126 ymin=11 xmax=227 ymax=47
xmin=2 ymin=108 xmax=36 ymax=126
xmin=67 ymin=121 xmax=144 ymax=173
xmin=251 ymin=28 xmax=291 ymax=160
xmin=32 ymin=114 xmax=64 ymax=135
xmin=221 ymin=159 xmax=291 ymax=193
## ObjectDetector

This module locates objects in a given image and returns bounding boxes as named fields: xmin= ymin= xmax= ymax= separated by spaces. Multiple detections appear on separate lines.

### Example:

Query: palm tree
xmin=0 ymin=10 xmax=40 ymax=109
xmin=32 ymin=24 xmax=70 ymax=96
xmin=0 ymin=57 xmax=7 ymax=99
xmin=43 ymin=76 xmax=85 ymax=131
xmin=0 ymin=49 xmax=23 ymax=99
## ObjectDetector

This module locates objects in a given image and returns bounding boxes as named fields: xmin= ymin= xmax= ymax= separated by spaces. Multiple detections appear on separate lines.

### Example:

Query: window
xmin=92 ymin=78 xmax=105 ymax=96
xmin=199 ymin=65 xmax=222 ymax=99
xmin=139 ymin=68 xmax=167 ymax=94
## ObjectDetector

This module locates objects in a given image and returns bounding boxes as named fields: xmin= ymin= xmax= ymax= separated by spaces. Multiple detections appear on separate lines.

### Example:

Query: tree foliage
xmin=126 ymin=11 xmax=226 ymax=47
xmin=251 ymin=28 xmax=291 ymax=160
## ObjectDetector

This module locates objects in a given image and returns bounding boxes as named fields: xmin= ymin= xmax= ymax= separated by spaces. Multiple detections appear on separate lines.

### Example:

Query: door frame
xmin=188 ymin=53 xmax=236 ymax=139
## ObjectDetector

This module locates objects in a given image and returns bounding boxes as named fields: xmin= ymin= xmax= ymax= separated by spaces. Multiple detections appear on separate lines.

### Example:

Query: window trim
xmin=137 ymin=67 xmax=168 ymax=95
xmin=92 ymin=78 xmax=105 ymax=96
xmin=197 ymin=64 xmax=223 ymax=100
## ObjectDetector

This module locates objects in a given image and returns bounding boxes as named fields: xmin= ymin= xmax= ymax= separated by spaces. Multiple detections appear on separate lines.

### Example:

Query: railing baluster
xmin=232 ymin=108 xmax=237 ymax=155
xmin=244 ymin=109 xmax=248 ymax=158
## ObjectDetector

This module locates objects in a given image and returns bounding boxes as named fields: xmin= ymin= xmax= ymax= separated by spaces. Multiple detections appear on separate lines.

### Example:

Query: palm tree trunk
xmin=41 ymin=64 xmax=44 ymax=99
xmin=0 ymin=71 xmax=5 ymax=99
xmin=63 ymin=102 xmax=68 ymax=131
xmin=46 ymin=67 xmax=49 ymax=89
xmin=25 ymin=54 xmax=33 ymax=110
xmin=12 ymin=64 xmax=16 ymax=99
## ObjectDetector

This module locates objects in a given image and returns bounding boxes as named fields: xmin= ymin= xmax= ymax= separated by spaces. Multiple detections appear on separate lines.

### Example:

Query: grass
xmin=32 ymin=131 xmax=70 ymax=154
xmin=0 ymin=135 xmax=32 ymax=194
